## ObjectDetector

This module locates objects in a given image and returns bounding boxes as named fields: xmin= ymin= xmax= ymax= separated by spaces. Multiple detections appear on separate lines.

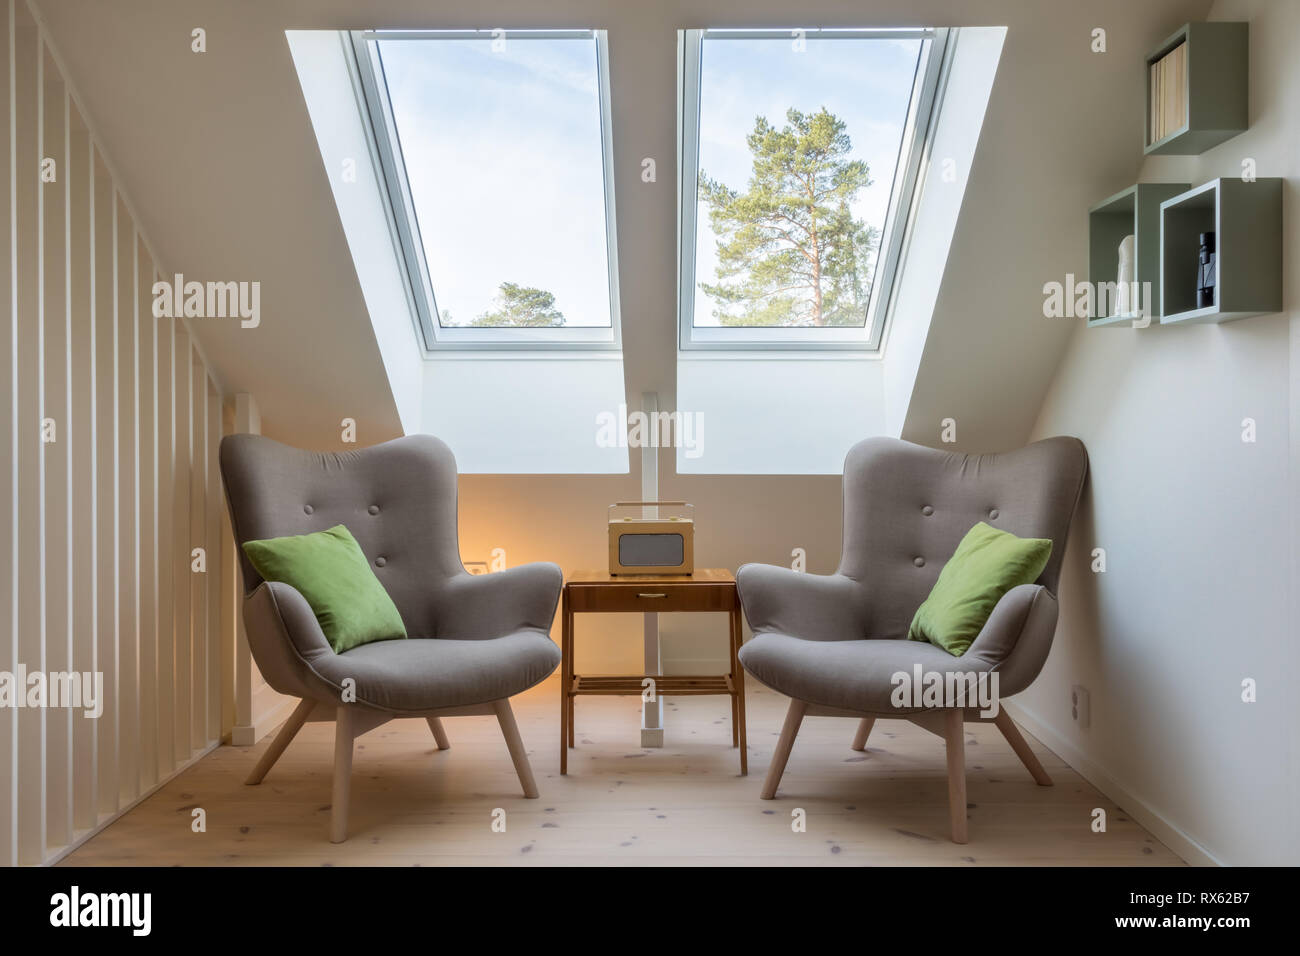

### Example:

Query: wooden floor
xmin=63 ymin=677 xmax=1182 ymax=866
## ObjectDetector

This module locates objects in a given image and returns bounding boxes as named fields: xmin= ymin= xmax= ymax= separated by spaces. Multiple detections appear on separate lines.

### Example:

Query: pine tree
xmin=699 ymin=107 xmax=877 ymax=327
xmin=471 ymin=282 xmax=566 ymax=327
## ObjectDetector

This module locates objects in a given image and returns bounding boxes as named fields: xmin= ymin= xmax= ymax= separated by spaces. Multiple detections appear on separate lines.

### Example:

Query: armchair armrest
xmin=244 ymin=581 xmax=337 ymax=700
xmin=963 ymin=583 xmax=1059 ymax=696
xmin=436 ymin=563 xmax=564 ymax=640
xmin=735 ymin=564 xmax=870 ymax=643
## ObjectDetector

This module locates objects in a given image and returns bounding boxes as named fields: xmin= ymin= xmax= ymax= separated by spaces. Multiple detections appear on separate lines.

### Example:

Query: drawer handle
xmin=637 ymin=592 xmax=667 ymax=598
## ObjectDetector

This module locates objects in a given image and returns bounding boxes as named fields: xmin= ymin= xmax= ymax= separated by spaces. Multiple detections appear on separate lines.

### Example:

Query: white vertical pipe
xmin=640 ymin=391 xmax=663 ymax=748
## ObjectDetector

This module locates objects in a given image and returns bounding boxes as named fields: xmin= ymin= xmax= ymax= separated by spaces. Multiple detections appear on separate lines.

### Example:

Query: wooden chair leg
xmin=850 ymin=717 xmax=875 ymax=752
xmin=426 ymin=716 xmax=450 ymax=750
xmin=994 ymin=709 xmax=1053 ymax=786
xmin=495 ymin=698 xmax=539 ymax=798
xmin=245 ymin=698 xmax=314 ymax=785
xmin=330 ymin=706 xmax=355 ymax=844
xmin=760 ymin=699 xmax=806 ymax=799
xmin=943 ymin=707 xmax=968 ymax=844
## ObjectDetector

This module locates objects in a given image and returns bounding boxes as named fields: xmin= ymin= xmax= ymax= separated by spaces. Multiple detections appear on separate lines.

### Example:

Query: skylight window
xmin=352 ymin=29 xmax=620 ymax=349
xmin=678 ymin=28 xmax=949 ymax=349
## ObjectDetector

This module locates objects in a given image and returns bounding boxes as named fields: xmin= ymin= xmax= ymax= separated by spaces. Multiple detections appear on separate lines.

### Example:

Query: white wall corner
xmin=1004 ymin=700 xmax=1221 ymax=866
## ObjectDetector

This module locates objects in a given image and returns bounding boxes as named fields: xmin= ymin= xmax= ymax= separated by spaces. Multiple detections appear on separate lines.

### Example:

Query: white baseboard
xmin=40 ymin=739 xmax=222 ymax=867
xmin=1003 ymin=700 xmax=1222 ymax=867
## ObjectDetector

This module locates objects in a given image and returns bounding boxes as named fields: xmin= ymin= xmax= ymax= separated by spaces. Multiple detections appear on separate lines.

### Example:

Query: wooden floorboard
xmin=61 ymin=677 xmax=1183 ymax=866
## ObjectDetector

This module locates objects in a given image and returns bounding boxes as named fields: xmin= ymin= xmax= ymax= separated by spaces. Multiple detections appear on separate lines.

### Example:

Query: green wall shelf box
xmin=1159 ymin=177 xmax=1283 ymax=325
xmin=1087 ymin=183 xmax=1188 ymax=327
xmin=1144 ymin=22 xmax=1248 ymax=156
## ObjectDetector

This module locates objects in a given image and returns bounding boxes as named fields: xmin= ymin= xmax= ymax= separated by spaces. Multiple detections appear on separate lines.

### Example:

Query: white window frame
xmin=349 ymin=29 xmax=623 ymax=351
xmin=677 ymin=27 xmax=951 ymax=351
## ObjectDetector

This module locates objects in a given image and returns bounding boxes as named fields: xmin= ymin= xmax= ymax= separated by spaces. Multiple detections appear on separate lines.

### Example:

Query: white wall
xmin=677 ymin=355 xmax=885 ymax=475
xmin=0 ymin=0 xmax=227 ymax=866
xmin=1020 ymin=0 xmax=1298 ymax=866
xmin=423 ymin=354 xmax=630 ymax=474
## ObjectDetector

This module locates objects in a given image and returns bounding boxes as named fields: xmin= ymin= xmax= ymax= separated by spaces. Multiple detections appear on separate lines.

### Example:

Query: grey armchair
xmin=220 ymin=433 xmax=562 ymax=842
xmin=736 ymin=436 xmax=1088 ymax=843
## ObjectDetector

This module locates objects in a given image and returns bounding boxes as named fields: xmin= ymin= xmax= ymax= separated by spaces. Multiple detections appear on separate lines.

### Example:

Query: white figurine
xmin=1116 ymin=234 xmax=1136 ymax=315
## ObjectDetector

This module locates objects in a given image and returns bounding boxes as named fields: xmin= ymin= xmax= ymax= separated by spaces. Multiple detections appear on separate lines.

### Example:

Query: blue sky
xmin=380 ymin=35 xmax=613 ymax=328
xmin=378 ymin=32 xmax=921 ymax=330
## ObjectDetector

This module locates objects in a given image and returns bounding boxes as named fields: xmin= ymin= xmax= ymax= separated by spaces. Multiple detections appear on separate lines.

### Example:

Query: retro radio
xmin=607 ymin=501 xmax=694 ymax=576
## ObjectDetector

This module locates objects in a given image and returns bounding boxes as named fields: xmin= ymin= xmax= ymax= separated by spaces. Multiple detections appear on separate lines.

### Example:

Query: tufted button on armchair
xmin=736 ymin=436 xmax=1088 ymax=843
xmin=220 ymin=433 xmax=562 ymax=842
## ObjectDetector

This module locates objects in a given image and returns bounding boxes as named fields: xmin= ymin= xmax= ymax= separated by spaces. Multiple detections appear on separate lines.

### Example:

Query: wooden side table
xmin=560 ymin=569 xmax=746 ymax=775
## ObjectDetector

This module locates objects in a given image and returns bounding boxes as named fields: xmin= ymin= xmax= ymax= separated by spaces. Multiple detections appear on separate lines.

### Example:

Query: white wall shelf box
xmin=1159 ymin=177 xmax=1283 ymax=325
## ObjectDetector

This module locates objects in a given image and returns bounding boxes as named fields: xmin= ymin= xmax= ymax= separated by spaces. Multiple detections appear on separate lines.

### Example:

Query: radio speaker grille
xmin=619 ymin=533 xmax=684 ymax=567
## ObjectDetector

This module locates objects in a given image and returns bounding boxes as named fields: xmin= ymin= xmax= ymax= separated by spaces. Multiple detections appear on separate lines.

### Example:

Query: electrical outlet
xmin=1071 ymin=684 xmax=1091 ymax=728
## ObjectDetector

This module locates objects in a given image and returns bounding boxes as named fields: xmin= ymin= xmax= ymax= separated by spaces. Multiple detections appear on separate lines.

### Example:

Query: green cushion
xmin=241 ymin=524 xmax=407 ymax=654
xmin=908 ymin=522 xmax=1052 ymax=657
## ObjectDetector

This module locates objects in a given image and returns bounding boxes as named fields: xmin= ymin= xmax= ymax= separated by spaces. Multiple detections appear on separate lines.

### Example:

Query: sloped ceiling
xmin=32 ymin=0 xmax=1208 ymax=451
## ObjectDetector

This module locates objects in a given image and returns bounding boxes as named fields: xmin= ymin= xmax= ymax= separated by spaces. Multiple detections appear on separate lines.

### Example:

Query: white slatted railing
xmin=1 ymin=0 xmax=228 ymax=866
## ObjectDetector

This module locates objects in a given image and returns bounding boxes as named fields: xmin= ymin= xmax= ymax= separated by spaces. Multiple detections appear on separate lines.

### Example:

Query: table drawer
xmin=567 ymin=582 xmax=736 ymax=613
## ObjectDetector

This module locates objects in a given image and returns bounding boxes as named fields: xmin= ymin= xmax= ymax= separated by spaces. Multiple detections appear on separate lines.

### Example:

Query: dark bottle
xmin=1197 ymin=231 xmax=1216 ymax=310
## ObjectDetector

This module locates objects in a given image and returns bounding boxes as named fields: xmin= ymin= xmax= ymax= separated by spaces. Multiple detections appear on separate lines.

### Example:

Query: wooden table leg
xmin=560 ymin=588 xmax=570 ymax=775
xmin=728 ymin=606 xmax=738 ymax=749
xmin=731 ymin=607 xmax=747 ymax=775
xmin=730 ymin=686 xmax=739 ymax=747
